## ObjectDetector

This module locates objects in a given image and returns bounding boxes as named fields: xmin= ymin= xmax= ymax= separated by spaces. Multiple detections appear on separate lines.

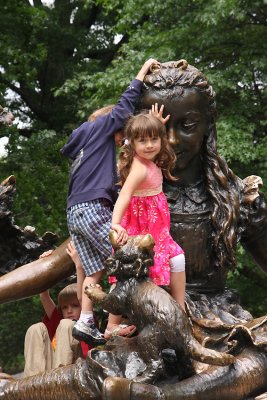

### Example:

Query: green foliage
xmin=0 ymin=0 xmax=123 ymax=131
xmin=227 ymin=245 xmax=267 ymax=317
xmin=0 ymin=128 xmax=69 ymax=238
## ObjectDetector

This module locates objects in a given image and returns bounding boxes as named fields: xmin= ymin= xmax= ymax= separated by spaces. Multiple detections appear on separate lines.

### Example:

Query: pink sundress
xmin=121 ymin=156 xmax=184 ymax=286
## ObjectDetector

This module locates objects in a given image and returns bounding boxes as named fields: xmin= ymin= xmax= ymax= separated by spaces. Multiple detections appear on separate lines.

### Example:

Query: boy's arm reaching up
xmin=40 ymin=290 xmax=56 ymax=320
xmin=135 ymin=58 xmax=160 ymax=82
xmin=38 ymin=250 xmax=56 ymax=319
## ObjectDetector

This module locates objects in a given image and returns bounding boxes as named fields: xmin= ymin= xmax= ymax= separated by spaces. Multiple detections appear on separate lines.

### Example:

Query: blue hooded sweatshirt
xmin=61 ymin=79 xmax=143 ymax=209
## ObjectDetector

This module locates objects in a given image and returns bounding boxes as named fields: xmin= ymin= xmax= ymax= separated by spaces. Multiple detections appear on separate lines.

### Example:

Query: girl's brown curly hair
xmin=118 ymin=113 xmax=177 ymax=185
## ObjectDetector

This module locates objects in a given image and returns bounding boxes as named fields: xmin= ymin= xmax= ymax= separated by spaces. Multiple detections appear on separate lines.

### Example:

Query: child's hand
xmin=39 ymin=249 xmax=53 ymax=259
xmin=111 ymin=224 xmax=128 ymax=245
xmin=150 ymin=103 xmax=170 ymax=125
xmin=39 ymin=290 xmax=50 ymax=298
xmin=66 ymin=241 xmax=82 ymax=267
xmin=136 ymin=59 xmax=160 ymax=81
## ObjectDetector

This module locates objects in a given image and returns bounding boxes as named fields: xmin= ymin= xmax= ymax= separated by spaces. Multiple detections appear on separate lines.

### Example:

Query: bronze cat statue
xmin=85 ymin=230 xmax=235 ymax=384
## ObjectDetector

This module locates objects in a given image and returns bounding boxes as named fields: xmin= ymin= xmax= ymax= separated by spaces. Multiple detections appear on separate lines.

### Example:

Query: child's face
xmin=133 ymin=135 xmax=161 ymax=161
xmin=61 ymin=299 xmax=81 ymax=320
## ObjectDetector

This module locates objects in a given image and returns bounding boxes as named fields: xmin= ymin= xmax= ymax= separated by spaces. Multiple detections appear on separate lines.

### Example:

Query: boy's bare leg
xmin=72 ymin=270 xmax=106 ymax=346
xmin=81 ymin=271 xmax=103 ymax=312
xmin=76 ymin=264 xmax=85 ymax=306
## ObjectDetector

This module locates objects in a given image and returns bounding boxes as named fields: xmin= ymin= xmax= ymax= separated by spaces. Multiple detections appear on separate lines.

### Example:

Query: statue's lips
xmin=175 ymin=150 xmax=185 ymax=159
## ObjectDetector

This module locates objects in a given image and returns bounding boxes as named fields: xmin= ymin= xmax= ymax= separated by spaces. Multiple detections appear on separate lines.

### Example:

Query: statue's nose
xmin=168 ymin=127 xmax=180 ymax=145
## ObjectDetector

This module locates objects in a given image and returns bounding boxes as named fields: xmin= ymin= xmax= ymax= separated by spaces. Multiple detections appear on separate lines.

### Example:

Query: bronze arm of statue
xmin=0 ymin=237 xmax=74 ymax=303
xmin=0 ymin=107 xmax=60 ymax=279
xmin=0 ymin=174 xmax=74 ymax=302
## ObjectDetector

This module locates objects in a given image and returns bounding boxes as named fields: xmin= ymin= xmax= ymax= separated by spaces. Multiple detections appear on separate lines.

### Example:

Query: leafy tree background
xmin=0 ymin=0 xmax=266 ymax=372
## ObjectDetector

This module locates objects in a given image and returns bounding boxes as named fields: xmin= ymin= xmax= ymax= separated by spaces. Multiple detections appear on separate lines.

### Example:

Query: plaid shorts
xmin=67 ymin=199 xmax=112 ymax=276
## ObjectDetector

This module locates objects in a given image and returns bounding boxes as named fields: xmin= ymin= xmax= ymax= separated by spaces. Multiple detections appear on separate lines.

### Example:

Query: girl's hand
xmin=111 ymin=224 xmax=128 ymax=245
xmin=150 ymin=103 xmax=170 ymax=125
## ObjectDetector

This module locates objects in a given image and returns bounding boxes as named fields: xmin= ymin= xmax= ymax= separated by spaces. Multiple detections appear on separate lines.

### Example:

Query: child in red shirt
xmin=24 ymin=249 xmax=90 ymax=377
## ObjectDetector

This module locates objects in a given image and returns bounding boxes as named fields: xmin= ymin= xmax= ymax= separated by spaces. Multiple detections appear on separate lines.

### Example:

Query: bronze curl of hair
xmin=142 ymin=60 xmax=240 ymax=270
xmin=118 ymin=113 xmax=177 ymax=185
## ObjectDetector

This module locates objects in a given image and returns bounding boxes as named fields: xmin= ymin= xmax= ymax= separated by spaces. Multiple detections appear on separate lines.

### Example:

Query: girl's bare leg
xmin=170 ymin=271 xmax=186 ymax=310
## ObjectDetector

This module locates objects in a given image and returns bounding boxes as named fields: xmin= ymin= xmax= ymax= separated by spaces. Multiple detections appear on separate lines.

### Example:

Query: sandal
xmin=104 ymin=324 xmax=136 ymax=340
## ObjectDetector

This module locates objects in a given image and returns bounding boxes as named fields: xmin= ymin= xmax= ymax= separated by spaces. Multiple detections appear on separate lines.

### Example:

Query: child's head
xmin=88 ymin=104 xmax=124 ymax=146
xmin=88 ymin=105 xmax=115 ymax=122
xmin=118 ymin=113 xmax=177 ymax=184
xmin=57 ymin=283 xmax=81 ymax=320
xmin=125 ymin=113 xmax=166 ymax=143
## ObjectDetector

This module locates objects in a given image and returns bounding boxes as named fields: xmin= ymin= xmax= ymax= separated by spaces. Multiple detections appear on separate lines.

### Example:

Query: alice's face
xmin=141 ymin=88 xmax=209 ymax=171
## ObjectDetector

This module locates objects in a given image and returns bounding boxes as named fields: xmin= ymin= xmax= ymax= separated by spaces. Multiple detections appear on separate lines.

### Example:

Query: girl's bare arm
xmin=112 ymin=158 xmax=147 ymax=244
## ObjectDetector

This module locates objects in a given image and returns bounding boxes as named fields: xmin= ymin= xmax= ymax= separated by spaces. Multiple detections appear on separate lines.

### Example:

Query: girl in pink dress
xmin=112 ymin=105 xmax=186 ymax=309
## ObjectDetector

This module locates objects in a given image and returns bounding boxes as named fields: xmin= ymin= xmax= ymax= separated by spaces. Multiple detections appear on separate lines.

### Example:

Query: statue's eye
xmin=181 ymin=119 xmax=198 ymax=130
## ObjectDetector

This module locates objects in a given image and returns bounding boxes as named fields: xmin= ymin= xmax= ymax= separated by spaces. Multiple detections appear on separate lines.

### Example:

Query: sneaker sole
xmin=72 ymin=327 xmax=106 ymax=346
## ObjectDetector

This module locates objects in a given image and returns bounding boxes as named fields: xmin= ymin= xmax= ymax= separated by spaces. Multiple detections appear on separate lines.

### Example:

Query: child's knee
xmin=26 ymin=322 xmax=47 ymax=335
xmin=57 ymin=319 xmax=74 ymax=331
xmin=25 ymin=322 xmax=49 ymax=344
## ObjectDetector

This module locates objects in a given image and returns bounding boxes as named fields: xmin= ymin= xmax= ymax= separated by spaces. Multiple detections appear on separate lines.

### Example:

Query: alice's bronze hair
xmin=118 ymin=113 xmax=177 ymax=185
xmin=142 ymin=60 xmax=240 ymax=271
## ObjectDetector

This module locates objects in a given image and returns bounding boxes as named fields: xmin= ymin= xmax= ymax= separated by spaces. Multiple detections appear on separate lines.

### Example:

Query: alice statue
xmin=0 ymin=60 xmax=267 ymax=400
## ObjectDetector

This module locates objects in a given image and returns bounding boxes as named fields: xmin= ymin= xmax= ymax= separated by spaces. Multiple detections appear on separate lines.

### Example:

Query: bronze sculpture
xmin=0 ymin=106 xmax=58 ymax=276
xmin=0 ymin=231 xmax=266 ymax=400
xmin=0 ymin=61 xmax=267 ymax=399
xmin=85 ymin=232 xmax=235 ymax=382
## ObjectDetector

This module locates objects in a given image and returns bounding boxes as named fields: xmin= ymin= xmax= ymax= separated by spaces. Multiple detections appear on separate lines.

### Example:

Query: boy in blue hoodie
xmin=61 ymin=59 xmax=159 ymax=345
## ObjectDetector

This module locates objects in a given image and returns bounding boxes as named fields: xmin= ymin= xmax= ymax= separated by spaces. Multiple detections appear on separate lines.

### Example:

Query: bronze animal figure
xmin=0 ymin=232 xmax=235 ymax=400
xmin=85 ymin=231 xmax=235 ymax=385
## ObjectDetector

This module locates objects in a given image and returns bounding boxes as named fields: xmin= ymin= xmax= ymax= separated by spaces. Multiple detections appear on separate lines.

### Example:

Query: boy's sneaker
xmin=72 ymin=319 xmax=106 ymax=346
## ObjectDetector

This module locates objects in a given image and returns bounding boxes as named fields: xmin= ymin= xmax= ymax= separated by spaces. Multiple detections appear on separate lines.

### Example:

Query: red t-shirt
xmin=42 ymin=308 xmax=90 ymax=358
